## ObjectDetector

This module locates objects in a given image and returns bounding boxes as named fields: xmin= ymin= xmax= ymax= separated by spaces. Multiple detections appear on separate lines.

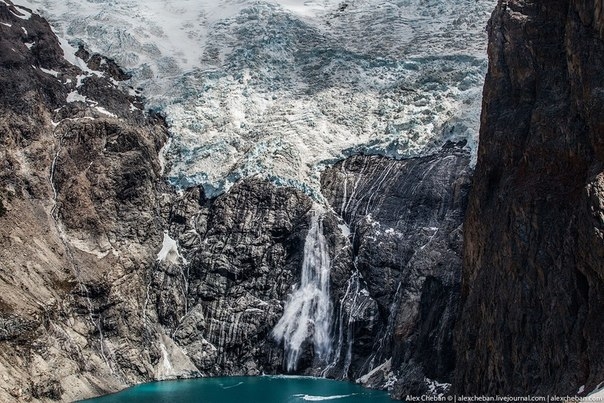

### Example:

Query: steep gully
xmin=0 ymin=0 xmax=601 ymax=402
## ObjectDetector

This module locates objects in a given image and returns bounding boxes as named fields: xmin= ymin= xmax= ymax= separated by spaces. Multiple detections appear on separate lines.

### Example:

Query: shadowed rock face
xmin=158 ymin=180 xmax=317 ymax=376
xmin=157 ymin=148 xmax=471 ymax=397
xmin=455 ymin=0 xmax=604 ymax=396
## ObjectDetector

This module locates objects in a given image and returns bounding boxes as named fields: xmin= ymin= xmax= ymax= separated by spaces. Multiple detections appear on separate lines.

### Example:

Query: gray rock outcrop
xmin=0 ymin=1 xmax=196 ymax=400
xmin=321 ymin=149 xmax=471 ymax=397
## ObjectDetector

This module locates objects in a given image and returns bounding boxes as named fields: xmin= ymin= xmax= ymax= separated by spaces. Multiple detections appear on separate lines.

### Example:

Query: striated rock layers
xmin=321 ymin=150 xmax=471 ymax=397
xmin=0 ymin=1 xmax=473 ymax=401
xmin=161 ymin=147 xmax=472 ymax=394
xmin=455 ymin=0 xmax=604 ymax=397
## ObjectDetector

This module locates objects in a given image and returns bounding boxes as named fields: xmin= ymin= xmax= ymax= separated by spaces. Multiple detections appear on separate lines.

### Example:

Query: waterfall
xmin=272 ymin=210 xmax=333 ymax=372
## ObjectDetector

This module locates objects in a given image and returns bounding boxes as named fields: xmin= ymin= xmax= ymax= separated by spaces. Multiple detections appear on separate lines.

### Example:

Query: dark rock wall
xmin=162 ymin=180 xmax=316 ymax=375
xmin=321 ymin=149 xmax=471 ymax=396
xmin=455 ymin=0 xmax=604 ymax=396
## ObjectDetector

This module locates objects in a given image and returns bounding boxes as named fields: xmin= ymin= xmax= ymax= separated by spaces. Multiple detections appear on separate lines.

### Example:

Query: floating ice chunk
xmin=221 ymin=382 xmax=243 ymax=389
xmin=294 ymin=394 xmax=356 ymax=401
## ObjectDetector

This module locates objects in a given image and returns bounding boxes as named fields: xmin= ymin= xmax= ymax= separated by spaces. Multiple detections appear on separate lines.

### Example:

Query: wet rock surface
xmin=454 ymin=0 xmax=604 ymax=396
xmin=321 ymin=149 xmax=471 ymax=394
xmin=159 ymin=180 xmax=315 ymax=375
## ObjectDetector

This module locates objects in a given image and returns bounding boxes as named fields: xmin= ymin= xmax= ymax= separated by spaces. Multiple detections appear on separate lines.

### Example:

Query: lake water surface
xmin=81 ymin=376 xmax=395 ymax=403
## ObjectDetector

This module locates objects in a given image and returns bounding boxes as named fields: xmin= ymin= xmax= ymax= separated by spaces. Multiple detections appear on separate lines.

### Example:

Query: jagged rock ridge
xmin=0 ymin=1 xmax=196 ymax=400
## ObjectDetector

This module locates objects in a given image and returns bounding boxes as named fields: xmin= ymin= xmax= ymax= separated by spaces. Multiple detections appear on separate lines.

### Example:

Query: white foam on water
xmin=294 ymin=393 xmax=357 ymax=401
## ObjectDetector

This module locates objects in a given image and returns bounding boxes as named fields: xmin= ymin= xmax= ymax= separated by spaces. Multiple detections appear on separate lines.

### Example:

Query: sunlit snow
xmin=15 ymin=0 xmax=494 ymax=197
xmin=157 ymin=232 xmax=184 ymax=265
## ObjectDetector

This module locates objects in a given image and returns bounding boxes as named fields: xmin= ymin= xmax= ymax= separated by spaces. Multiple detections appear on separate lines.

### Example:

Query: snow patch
xmin=338 ymin=223 xmax=351 ymax=238
xmin=583 ymin=382 xmax=604 ymax=402
xmin=158 ymin=136 xmax=173 ymax=176
xmin=0 ymin=22 xmax=12 ymax=27
xmin=10 ymin=5 xmax=31 ymax=20
xmin=66 ymin=90 xmax=86 ymax=103
xmin=157 ymin=232 xmax=184 ymax=265
xmin=75 ymin=74 xmax=88 ymax=88
xmin=159 ymin=343 xmax=174 ymax=376
xmin=95 ymin=106 xmax=117 ymax=118
xmin=425 ymin=377 xmax=451 ymax=398
xmin=39 ymin=67 xmax=59 ymax=77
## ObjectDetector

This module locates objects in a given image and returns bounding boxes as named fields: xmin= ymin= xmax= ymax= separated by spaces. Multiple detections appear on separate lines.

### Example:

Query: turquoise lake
xmin=81 ymin=376 xmax=395 ymax=403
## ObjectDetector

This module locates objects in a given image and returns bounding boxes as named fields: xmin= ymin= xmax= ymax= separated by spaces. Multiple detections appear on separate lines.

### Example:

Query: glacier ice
xmin=14 ymin=0 xmax=495 ymax=197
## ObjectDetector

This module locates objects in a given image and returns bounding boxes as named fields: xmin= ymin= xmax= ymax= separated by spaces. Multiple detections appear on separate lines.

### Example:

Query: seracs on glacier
xmin=16 ymin=0 xmax=494 ymax=198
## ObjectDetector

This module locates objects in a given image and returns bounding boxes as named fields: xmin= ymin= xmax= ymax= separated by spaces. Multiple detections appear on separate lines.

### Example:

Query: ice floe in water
xmin=294 ymin=394 xmax=357 ymax=401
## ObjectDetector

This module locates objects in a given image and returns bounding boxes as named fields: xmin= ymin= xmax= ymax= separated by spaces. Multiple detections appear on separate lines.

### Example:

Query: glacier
xmin=15 ymin=0 xmax=494 ymax=197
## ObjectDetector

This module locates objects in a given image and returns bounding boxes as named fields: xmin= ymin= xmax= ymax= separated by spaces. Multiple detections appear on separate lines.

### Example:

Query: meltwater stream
xmin=272 ymin=211 xmax=333 ymax=371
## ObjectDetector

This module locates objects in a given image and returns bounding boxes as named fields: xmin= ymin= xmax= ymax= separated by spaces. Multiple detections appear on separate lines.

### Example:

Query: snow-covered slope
xmin=16 ymin=0 xmax=494 ymax=197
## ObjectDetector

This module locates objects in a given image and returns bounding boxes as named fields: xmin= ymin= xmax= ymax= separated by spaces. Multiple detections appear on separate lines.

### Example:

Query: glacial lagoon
xmin=81 ymin=375 xmax=395 ymax=403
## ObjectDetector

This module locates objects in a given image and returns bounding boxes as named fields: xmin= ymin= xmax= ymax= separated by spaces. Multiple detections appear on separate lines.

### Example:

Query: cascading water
xmin=272 ymin=210 xmax=333 ymax=372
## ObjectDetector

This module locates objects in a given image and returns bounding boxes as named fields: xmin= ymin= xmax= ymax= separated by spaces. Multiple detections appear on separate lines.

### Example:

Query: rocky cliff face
xmin=154 ymin=147 xmax=471 ymax=393
xmin=0 ymin=1 xmax=474 ymax=401
xmin=455 ymin=0 xmax=604 ymax=396
xmin=321 ymin=149 xmax=471 ymax=398
xmin=0 ymin=1 xmax=193 ymax=401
